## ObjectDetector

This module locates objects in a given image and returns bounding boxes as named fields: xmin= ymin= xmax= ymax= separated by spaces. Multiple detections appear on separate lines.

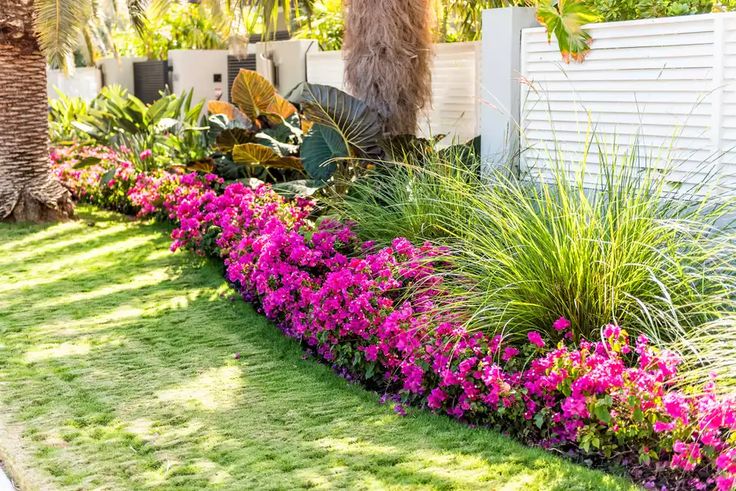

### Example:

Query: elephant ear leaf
xmin=231 ymin=70 xmax=277 ymax=121
xmin=264 ymin=94 xmax=298 ymax=126
xmin=232 ymin=143 xmax=304 ymax=171
xmin=207 ymin=100 xmax=252 ymax=126
xmin=301 ymin=124 xmax=349 ymax=182
xmin=288 ymin=82 xmax=383 ymax=158
xmin=536 ymin=0 xmax=599 ymax=63
xmin=216 ymin=128 xmax=256 ymax=152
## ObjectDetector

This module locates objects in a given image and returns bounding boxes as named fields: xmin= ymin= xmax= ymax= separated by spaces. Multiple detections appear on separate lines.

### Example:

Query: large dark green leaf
xmin=207 ymin=114 xmax=256 ymax=151
xmin=272 ymin=179 xmax=325 ymax=198
xmin=300 ymin=124 xmax=349 ymax=182
xmin=288 ymin=83 xmax=383 ymax=158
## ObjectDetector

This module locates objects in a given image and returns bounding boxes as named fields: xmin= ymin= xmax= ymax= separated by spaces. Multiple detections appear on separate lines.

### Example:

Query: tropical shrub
xmin=207 ymin=69 xmax=384 ymax=190
xmin=48 ymin=91 xmax=94 ymax=144
xmin=52 ymin=86 xmax=210 ymax=171
xmin=51 ymin=147 xmax=736 ymax=490
xmin=593 ymin=0 xmax=721 ymax=22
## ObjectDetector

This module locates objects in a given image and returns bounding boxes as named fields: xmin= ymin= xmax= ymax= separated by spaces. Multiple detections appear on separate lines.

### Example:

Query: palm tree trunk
xmin=0 ymin=0 xmax=74 ymax=222
xmin=343 ymin=0 xmax=434 ymax=136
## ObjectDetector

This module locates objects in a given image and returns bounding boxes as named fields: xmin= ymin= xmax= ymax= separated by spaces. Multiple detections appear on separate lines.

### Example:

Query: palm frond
xmin=219 ymin=0 xmax=313 ymax=36
xmin=127 ymin=0 xmax=150 ymax=34
xmin=34 ymin=0 xmax=95 ymax=71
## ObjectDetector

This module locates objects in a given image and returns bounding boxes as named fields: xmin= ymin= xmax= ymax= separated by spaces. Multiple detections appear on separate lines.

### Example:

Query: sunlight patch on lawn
xmin=0 ymin=237 xmax=157 ymax=293
xmin=23 ymin=341 xmax=92 ymax=362
xmin=157 ymin=366 xmax=243 ymax=411
xmin=23 ymin=335 xmax=127 ymax=363
xmin=0 ymin=223 xmax=129 ymax=267
xmin=33 ymin=306 xmax=145 ymax=335
xmin=1 ymin=221 xmax=85 ymax=252
xmin=31 ymin=268 xmax=171 ymax=310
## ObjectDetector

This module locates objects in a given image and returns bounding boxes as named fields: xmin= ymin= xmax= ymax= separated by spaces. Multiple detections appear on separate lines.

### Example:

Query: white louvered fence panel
xmin=307 ymin=42 xmax=480 ymax=143
xmin=520 ymin=13 xmax=736 ymax=193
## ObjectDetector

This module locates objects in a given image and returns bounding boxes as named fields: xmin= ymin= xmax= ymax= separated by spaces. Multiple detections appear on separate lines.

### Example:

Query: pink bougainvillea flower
xmin=528 ymin=331 xmax=545 ymax=348
xmin=553 ymin=317 xmax=571 ymax=331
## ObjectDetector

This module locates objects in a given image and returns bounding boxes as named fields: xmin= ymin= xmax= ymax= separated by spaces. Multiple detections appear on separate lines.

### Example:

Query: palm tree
xmin=0 ymin=0 xmax=75 ymax=222
xmin=0 ymin=0 xmax=302 ymax=223
xmin=343 ymin=0 xmax=434 ymax=135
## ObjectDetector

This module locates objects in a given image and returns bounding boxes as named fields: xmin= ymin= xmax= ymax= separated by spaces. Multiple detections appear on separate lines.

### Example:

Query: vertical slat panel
xmin=519 ymin=13 xmax=736 ymax=193
xmin=133 ymin=61 xmax=169 ymax=105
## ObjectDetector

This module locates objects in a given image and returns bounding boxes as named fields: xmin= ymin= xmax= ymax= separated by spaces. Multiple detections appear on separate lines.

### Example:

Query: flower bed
xmin=52 ymin=145 xmax=736 ymax=491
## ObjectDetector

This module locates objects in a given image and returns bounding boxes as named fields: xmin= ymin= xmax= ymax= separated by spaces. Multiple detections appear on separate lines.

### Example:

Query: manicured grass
xmin=0 ymin=206 xmax=637 ymax=490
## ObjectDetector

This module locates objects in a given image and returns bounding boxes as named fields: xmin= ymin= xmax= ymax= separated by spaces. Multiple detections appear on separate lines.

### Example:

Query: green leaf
xmin=254 ymin=121 xmax=301 ymax=157
xmin=594 ymin=401 xmax=612 ymax=424
xmin=272 ymin=179 xmax=325 ymax=198
xmin=73 ymin=156 xmax=101 ymax=169
xmin=288 ymin=82 xmax=383 ymax=158
xmin=535 ymin=0 xmax=599 ymax=63
xmin=155 ymin=118 xmax=180 ymax=133
xmin=34 ymin=0 xmax=94 ymax=71
xmin=300 ymin=124 xmax=349 ymax=182
xmin=100 ymin=167 xmax=117 ymax=186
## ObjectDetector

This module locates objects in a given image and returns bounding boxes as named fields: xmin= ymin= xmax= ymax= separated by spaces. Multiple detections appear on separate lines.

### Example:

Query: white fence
xmin=307 ymin=42 xmax=481 ymax=143
xmin=517 ymin=13 xmax=736 ymax=191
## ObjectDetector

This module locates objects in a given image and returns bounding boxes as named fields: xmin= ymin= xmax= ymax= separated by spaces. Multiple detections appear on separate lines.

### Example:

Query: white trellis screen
xmin=307 ymin=42 xmax=481 ymax=144
xmin=519 ymin=13 xmax=736 ymax=192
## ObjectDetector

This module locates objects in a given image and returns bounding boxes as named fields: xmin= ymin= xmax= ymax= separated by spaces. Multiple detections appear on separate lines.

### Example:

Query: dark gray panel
xmin=133 ymin=61 xmax=169 ymax=104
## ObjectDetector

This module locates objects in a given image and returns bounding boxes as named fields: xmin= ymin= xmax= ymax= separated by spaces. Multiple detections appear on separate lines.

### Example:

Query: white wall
xmin=256 ymin=40 xmax=320 ymax=95
xmin=97 ymin=56 xmax=146 ymax=93
xmin=518 ymin=13 xmax=736 ymax=192
xmin=168 ymin=49 xmax=229 ymax=103
xmin=306 ymin=43 xmax=482 ymax=144
xmin=47 ymin=67 xmax=102 ymax=101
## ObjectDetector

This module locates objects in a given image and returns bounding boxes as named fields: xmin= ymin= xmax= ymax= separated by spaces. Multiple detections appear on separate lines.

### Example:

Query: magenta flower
xmin=553 ymin=317 xmax=571 ymax=331
xmin=427 ymin=388 xmax=447 ymax=410
xmin=139 ymin=149 xmax=153 ymax=160
xmin=528 ymin=331 xmax=546 ymax=348
xmin=502 ymin=347 xmax=520 ymax=362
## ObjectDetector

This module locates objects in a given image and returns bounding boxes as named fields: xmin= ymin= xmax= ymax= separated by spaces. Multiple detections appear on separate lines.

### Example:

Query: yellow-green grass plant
xmin=330 ymin=146 xmax=481 ymax=245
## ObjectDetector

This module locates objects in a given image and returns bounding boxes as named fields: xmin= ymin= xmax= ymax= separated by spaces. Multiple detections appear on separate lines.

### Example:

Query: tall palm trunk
xmin=0 ymin=0 xmax=73 ymax=222
xmin=343 ymin=0 xmax=434 ymax=136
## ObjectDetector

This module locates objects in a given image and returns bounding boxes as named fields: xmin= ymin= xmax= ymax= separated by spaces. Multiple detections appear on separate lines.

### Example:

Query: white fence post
xmin=480 ymin=7 xmax=538 ymax=174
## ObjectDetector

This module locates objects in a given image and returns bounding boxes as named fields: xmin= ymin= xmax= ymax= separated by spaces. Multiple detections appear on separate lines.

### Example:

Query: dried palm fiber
xmin=343 ymin=0 xmax=435 ymax=135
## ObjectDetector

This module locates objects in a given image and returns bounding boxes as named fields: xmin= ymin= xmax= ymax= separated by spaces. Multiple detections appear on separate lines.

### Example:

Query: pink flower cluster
xmin=52 ymin=146 xmax=736 ymax=490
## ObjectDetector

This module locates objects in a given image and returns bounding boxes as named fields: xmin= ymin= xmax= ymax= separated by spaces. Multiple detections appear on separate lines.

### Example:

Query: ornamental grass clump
xmin=335 ymin=144 xmax=736 ymax=393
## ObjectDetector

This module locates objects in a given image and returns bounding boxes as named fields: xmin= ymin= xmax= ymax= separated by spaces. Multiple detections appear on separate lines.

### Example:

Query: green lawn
xmin=0 ymin=206 xmax=637 ymax=490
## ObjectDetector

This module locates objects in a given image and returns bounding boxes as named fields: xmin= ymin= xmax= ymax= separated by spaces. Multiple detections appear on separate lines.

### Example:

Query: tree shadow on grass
xmin=0 ymin=207 xmax=637 ymax=490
